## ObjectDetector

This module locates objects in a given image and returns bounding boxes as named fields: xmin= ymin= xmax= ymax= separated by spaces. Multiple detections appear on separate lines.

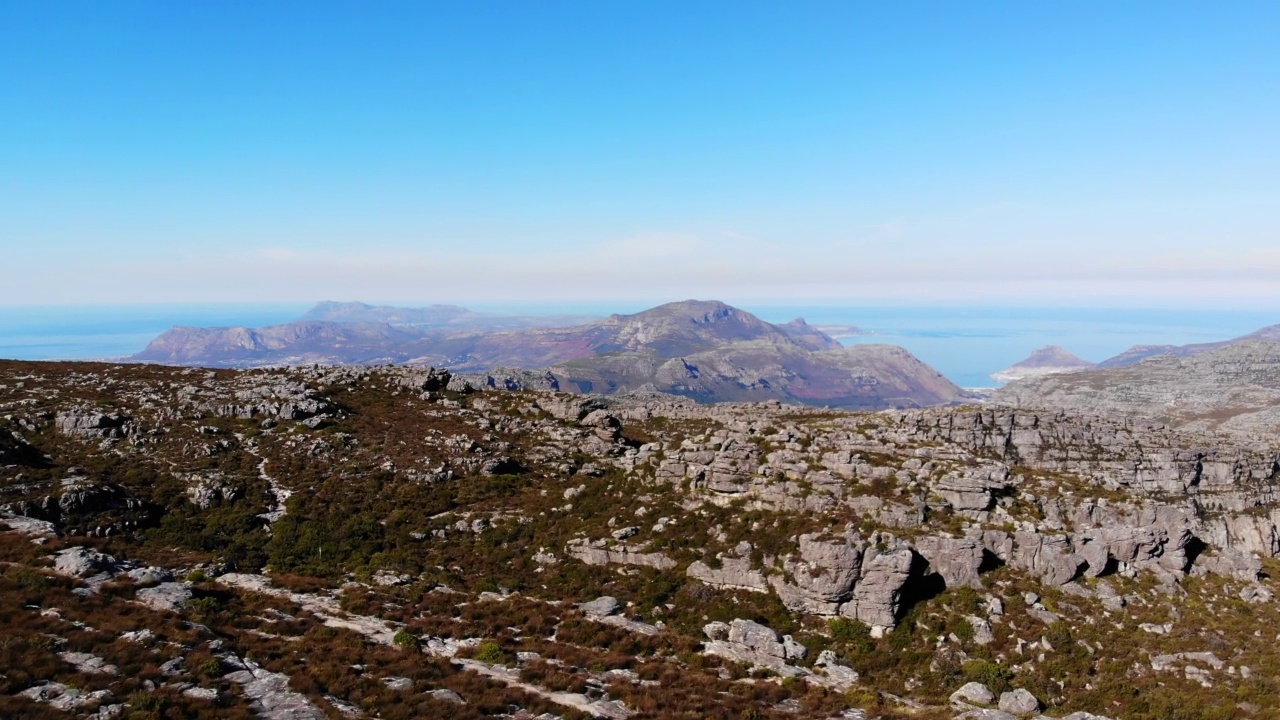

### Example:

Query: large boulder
xmin=770 ymin=532 xmax=864 ymax=614
xmin=841 ymin=543 xmax=914 ymax=634
xmin=53 ymin=547 xmax=116 ymax=578
xmin=950 ymin=681 xmax=995 ymax=706
xmin=1010 ymin=532 xmax=1085 ymax=586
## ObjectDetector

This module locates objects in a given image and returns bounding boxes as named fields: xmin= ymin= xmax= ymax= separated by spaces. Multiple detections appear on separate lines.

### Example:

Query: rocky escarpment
xmin=993 ymin=340 xmax=1280 ymax=438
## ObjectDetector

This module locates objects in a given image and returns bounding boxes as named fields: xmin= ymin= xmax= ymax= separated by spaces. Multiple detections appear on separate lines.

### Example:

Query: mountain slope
xmin=993 ymin=340 xmax=1280 ymax=436
xmin=1099 ymin=323 xmax=1280 ymax=368
xmin=551 ymin=342 xmax=967 ymax=409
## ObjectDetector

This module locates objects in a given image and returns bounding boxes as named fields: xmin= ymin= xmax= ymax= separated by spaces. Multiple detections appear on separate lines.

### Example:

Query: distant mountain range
xmin=132 ymin=300 xmax=970 ymax=410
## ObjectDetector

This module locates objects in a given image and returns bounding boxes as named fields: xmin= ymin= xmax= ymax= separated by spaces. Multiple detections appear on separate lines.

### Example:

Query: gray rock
xmin=223 ymin=655 xmax=327 ymax=720
xmin=781 ymin=634 xmax=808 ymax=660
xmin=611 ymin=525 xmax=639 ymax=540
xmin=814 ymin=649 xmax=860 ymax=690
xmin=727 ymin=618 xmax=786 ymax=658
xmin=565 ymin=538 xmax=676 ymax=570
xmin=136 ymin=582 xmax=193 ymax=612
xmin=56 ymin=408 xmax=129 ymax=440
xmin=770 ymin=532 xmax=864 ymax=614
xmin=966 ymin=616 xmax=995 ymax=645
xmin=950 ymin=681 xmax=995 ymax=706
xmin=1011 ymin=532 xmax=1084 ymax=586
xmin=382 ymin=676 xmax=413 ymax=691
xmin=430 ymin=688 xmax=465 ymax=704
xmin=842 ymin=543 xmax=914 ymax=634
xmin=702 ymin=621 xmax=730 ymax=641
xmin=579 ymin=596 xmax=621 ymax=617
xmin=955 ymin=711 xmax=1019 ymax=720
xmin=998 ymin=689 xmax=1041 ymax=715
xmin=59 ymin=651 xmax=118 ymax=675
xmin=126 ymin=566 xmax=172 ymax=585
xmin=687 ymin=552 xmax=770 ymax=593
xmin=915 ymin=533 xmax=989 ymax=589
xmin=53 ymin=546 xmax=116 ymax=577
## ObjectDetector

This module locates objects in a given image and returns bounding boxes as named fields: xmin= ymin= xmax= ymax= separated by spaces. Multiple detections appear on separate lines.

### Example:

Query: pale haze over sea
xmin=3 ymin=303 xmax=1276 ymax=389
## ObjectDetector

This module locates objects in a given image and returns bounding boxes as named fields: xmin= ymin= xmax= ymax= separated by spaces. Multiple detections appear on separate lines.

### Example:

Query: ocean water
xmin=750 ymin=306 xmax=1280 ymax=387
xmin=1 ymin=302 xmax=1276 ymax=389
xmin=0 ymin=304 xmax=310 ymax=362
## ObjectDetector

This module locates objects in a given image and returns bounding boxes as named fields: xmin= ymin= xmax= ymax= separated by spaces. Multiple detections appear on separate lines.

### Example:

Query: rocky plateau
xmin=1 ymin=359 xmax=1278 ymax=719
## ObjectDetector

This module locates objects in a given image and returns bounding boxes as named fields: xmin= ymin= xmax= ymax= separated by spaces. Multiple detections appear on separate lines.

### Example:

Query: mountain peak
xmin=992 ymin=345 xmax=1095 ymax=383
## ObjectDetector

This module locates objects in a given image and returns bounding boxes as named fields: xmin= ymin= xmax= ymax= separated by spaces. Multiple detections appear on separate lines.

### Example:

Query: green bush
xmin=392 ymin=630 xmax=420 ymax=652
xmin=474 ymin=640 xmax=506 ymax=665
xmin=962 ymin=659 xmax=1013 ymax=694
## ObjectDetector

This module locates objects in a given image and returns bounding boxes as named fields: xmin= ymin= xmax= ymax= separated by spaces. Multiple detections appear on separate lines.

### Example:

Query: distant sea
xmin=1 ymin=302 xmax=1277 ymax=389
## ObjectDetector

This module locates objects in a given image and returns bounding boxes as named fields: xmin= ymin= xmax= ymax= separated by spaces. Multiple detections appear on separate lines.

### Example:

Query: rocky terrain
xmin=991 ymin=348 xmax=1096 ymax=384
xmin=2 ymin=359 xmax=1280 ymax=719
xmin=993 ymin=341 xmax=1280 ymax=438
xmin=133 ymin=301 xmax=972 ymax=410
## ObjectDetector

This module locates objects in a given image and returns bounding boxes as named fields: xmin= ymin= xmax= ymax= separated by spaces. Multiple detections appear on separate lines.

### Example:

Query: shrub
xmin=474 ymin=640 xmax=506 ymax=665
xmin=393 ymin=630 xmax=420 ymax=652
xmin=962 ymin=659 xmax=1013 ymax=694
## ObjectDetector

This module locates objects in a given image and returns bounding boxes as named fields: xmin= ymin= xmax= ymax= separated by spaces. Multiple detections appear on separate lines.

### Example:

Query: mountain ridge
xmin=131 ymin=300 xmax=969 ymax=410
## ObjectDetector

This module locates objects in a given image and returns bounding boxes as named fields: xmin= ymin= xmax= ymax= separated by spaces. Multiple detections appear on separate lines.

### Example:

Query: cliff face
xmin=992 ymin=341 xmax=1280 ymax=438
xmin=3 ymin=359 xmax=1279 ymax=719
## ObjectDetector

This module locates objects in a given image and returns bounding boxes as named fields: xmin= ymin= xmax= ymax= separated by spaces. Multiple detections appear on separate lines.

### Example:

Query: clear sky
xmin=3 ymin=2 xmax=1278 ymax=307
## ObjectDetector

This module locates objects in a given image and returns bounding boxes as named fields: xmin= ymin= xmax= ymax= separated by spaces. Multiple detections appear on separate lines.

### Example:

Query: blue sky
xmin=3 ymin=2 xmax=1278 ymax=306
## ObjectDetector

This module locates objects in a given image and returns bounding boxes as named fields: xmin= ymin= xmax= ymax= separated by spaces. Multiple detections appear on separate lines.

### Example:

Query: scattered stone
xmin=59 ymin=651 xmax=118 ymax=675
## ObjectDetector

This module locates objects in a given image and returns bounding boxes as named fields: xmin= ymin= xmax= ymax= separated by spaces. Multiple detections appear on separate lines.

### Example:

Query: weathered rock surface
xmin=997 ymin=689 xmax=1041 ymax=716
xmin=950 ymin=681 xmax=995 ymax=706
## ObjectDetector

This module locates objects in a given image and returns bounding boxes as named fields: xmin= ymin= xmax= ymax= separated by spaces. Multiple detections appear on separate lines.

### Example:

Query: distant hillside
xmin=132 ymin=300 xmax=970 ymax=409
xmin=551 ymin=341 xmax=964 ymax=409
xmin=993 ymin=340 xmax=1280 ymax=437
xmin=1099 ymin=323 xmax=1280 ymax=367
xmin=991 ymin=345 xmax=1096 ymax=383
